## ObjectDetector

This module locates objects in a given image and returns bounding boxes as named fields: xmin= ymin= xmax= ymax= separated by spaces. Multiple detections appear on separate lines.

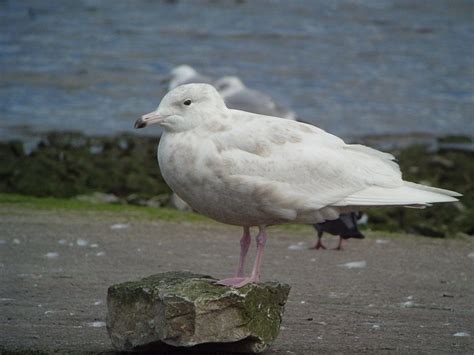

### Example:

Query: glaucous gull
xmin=135 ymin=83 xmax=460 ymax=287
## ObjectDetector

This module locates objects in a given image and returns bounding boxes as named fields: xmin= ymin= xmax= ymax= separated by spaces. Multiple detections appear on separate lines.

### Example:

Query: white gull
xmin=135 ymin=83 xmax=461 ymax=287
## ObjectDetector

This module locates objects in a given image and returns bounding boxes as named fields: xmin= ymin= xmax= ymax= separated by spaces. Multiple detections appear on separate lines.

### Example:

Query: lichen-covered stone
xmin=106 ymin=271 xmax=291 ymax=353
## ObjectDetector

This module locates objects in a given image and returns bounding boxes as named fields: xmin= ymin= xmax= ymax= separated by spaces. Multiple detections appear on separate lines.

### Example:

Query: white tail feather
xmin=335 ymin=182 xmax=460 ymax=207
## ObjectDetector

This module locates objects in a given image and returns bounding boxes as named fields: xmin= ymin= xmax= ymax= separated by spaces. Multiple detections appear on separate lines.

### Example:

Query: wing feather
xmin=208 ymin=111 xmax=458 ymax=219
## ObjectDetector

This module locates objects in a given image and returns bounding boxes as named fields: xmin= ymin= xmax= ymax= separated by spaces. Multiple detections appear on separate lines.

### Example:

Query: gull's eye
xmin=183 ymin=99 xmax=192 ymax=106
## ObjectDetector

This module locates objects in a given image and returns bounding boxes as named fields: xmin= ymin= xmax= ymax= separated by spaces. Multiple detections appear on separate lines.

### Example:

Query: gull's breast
xmin=157 ymin=133 xmax=275 ymax=226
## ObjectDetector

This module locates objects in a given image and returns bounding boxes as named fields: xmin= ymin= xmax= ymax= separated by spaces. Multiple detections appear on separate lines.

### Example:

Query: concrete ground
xmin=1 ymin=206 xmax=473 ymax=354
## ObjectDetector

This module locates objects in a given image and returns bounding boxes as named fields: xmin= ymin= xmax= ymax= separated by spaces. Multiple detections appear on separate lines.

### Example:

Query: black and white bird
xmin=311 ymin=212 xmax=365 ymax=250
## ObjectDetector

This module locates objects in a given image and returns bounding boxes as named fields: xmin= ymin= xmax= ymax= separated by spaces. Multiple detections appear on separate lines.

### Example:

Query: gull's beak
xmin=134 ymin=111 xmax=163 ymax=129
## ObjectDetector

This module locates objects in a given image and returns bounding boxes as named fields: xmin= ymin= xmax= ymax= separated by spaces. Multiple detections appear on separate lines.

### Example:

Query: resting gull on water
xmin=168 ymin=65 xmax=296 ymax=120
xmin=215 ymin=76 xmax=297 ymax=120
xmin=135 ymin=83 xmax=461 ymax=288
xmin=168 ymin=65 xmax=213 ymax=90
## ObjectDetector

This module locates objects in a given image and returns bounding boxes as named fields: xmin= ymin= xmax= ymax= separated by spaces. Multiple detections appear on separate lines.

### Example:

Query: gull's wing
xmin=209 ymin=110 xmax=459 ymax=221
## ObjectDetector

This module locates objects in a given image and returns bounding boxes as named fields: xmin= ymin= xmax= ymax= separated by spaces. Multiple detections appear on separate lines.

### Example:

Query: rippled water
xmin=1 ymin=0 xmax=473 ymax=142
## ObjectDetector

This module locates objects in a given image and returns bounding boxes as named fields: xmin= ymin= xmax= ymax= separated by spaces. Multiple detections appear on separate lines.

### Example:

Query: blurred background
xmin=2 ymin=0 xmax=474 ymax=140
xmin=1 ymin=0 xmax=473 ymax=237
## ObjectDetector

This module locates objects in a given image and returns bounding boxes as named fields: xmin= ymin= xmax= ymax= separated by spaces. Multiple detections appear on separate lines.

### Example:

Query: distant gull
xmin=215 ymin=76 xmax=297 ymax=120
xmin=168 ymin=65 xmax=213 ymax=90
xmin=168 ymin=65 xmax=296 ymax=120
xmin=311 ymin=212 xmax=365 ymax=250
xmin=135 ymin=83 xmax=461 ymax=288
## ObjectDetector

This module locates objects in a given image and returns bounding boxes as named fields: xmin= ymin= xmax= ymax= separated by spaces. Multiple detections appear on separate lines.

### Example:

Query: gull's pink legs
xmin=218 ymin=225 xmax=267 ymax=288
xmin=236 ymin=226 xmax=251 ymax=277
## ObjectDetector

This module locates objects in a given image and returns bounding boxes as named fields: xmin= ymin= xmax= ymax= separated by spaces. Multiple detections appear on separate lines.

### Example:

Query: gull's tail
xmin=336 ymin=181 xmax=461 ymax=208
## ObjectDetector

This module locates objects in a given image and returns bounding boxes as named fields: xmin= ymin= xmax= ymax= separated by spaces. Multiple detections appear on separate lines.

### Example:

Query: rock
xmin=125 ymin=193 xmax=149 ymax=206
xmin=429 ymin=155 xmax=455 ymax=168
xmin=106 ymin=271 xmax=290 ymax=353
xmin=170 ymin=193 xmax=193 ymax=211
xmin=146 ymin=194 xmax=170 ymax=208
xmin=126 ymin=193 xmax=170 ymax=208
xmin=412 ymin=223 xmax=445 ymax=238
xmin=76 ymin=192 xmax=121 ymax=204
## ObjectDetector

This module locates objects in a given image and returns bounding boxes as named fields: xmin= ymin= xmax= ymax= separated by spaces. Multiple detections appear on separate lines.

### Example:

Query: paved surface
xmin=1 ymin=207 xmax=473 ymax=354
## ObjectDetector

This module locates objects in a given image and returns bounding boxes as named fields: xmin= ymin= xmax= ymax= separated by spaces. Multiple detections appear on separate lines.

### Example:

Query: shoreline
xmin=1 ymin=131 xmax=472 ymax=238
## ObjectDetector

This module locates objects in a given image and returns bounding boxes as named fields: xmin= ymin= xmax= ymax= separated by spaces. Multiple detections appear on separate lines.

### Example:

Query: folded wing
xmin=210 ymin=111 xmax=460 ymax=221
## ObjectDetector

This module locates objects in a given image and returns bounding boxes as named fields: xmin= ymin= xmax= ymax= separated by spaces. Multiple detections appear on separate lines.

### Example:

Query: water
xmin=1 ymin=0 xmax=473 ymax=142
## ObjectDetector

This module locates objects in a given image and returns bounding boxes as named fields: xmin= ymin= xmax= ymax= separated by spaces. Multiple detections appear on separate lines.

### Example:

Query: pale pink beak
xmin=134 ymin=111 xmax=163 ymax=129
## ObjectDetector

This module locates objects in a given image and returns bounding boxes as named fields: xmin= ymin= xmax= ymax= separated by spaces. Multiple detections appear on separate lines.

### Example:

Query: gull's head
xmin=214 ymin=76 xmax=246 ymax=96
xmin=135 ymin=83 xmax=226 ymax=133
xmin=169 ymin=65 xmax=197 ymax=90
xmin=171 ymin=65 xmax=196 ymax=78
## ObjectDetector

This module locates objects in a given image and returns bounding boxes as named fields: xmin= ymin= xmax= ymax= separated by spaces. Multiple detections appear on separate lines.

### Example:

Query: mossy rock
xmin=106 ymin=271 xmax=291 ymax=353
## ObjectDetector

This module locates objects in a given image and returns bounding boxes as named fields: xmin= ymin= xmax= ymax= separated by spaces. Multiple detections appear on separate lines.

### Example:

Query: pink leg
xmin=310 ymin=231 xmax=327 ymax=250
xmin=333 ymin=236 xmax=344 ymax=250
xmin=236 ymin=227 xmax=251 ymax=277
xmin=248 ymin=225 xmax=267 ymax=282
xmin=218 ymin=225 xmax=267 ymax=288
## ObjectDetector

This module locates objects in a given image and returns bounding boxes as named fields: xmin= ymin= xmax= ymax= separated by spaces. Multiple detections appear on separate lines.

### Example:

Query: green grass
xmin=0 ymin=193 xmax=318 ymax=233
xmin=0 ymin=193 xmax=470 ymax=241
xmin=0 ymin=193 xmax=209 ymax=223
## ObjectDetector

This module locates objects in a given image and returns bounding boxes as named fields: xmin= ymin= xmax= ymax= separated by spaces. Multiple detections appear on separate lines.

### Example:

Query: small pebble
xmin=453 ymin=332 xmax=470 ymax=337
xmin=76 ymin=239 xmax=89 ymax=247
xmin=45 ymin=252 xmax=59 ymax=259
xmin=12 ymin=238 xmax=21 ymax=244
xmin=339 ymin=261 xmax=366 ymax=269
xmin=87 ymin=321 xmax=106 ymax=328
xmin=288 ymin=244 xmax=306 ymax=251
xmin=58 ymin=239 xmax=67 ymax=245
xmin=110 ymin=223 xmax=129 ymax=230
xmin=96 ymin=251 xmax=105 ymax=257
xmin=401 ymin=301 xmax=414 ymax=308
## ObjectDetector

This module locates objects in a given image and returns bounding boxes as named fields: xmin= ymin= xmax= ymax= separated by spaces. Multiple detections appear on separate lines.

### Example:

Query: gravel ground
xmin=1 ymin=207 xmax=473 ymax=354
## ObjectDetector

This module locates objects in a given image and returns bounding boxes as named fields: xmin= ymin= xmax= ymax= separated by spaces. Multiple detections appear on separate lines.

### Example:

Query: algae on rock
xmin=106 ymin=271 xmax=291 ymax=353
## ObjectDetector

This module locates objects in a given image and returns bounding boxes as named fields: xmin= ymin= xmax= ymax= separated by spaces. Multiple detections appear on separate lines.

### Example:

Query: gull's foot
xmin=216 ymin=277 xmax=256 ymax=288
xmin=332 ymin=246 xmax=343 ymax=251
